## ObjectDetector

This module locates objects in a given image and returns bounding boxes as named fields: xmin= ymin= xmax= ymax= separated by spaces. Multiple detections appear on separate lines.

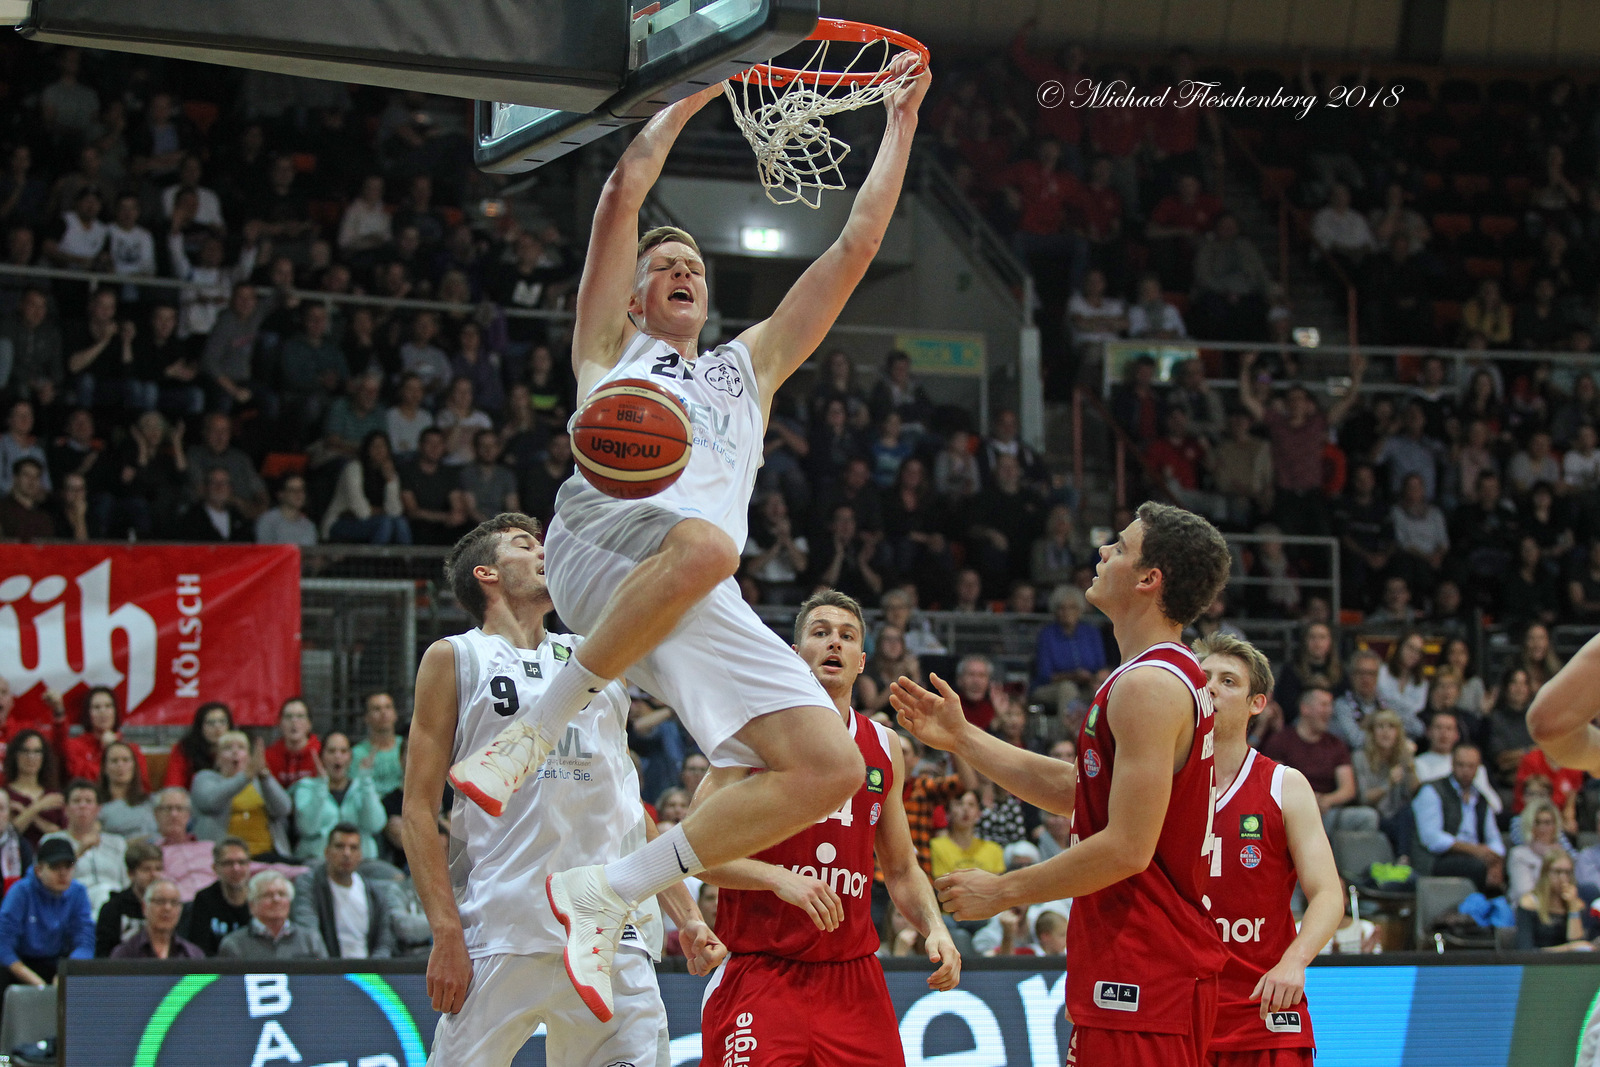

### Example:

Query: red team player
xmin=1194 ymin=633 xmax=1343 ymax=1067
xmin=697 ymin=591 xmax=960 ymax=1066
xmin=892 ymin=502 xmax=1233 ymax=1067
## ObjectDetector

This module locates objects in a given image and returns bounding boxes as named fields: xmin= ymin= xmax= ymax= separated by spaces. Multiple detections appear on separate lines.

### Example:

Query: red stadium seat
xmin=261 ymin=453 xmax=309 ymax=480
xmin=1452 ymin=174 xmax=1491 ymax=203
xmin=1433 ymin=300 xmax=1462 ymax=333
xmin=1463 ymin=256 xmax=1504 ymax=281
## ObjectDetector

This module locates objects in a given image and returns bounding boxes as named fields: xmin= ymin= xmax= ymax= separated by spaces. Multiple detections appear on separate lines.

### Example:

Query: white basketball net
xmin=723 ymin=37 xmax=921 ymax=209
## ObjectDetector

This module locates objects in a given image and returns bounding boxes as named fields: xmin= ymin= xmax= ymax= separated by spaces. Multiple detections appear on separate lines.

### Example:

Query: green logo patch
xmin=866 ymin=767 xmax=885 ymax=793
xmin=553 ymin=643 xmax=571 ymax=662
xmin=1084 ymin=703 xmax=1100 ymax=738
xmin=1239 ymin=814 xmax=1263 ymax=840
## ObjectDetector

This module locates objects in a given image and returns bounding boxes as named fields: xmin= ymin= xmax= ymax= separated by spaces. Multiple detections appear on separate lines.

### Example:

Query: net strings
xmin=723 ymin=38 xmax=920 ymax=208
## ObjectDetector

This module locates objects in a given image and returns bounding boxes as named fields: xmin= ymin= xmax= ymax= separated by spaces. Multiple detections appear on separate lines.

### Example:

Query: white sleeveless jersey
xmin=445 ymin=628 xmax=662 ymax=959
xmin=581 ymin=331 xmax=765 ymax=546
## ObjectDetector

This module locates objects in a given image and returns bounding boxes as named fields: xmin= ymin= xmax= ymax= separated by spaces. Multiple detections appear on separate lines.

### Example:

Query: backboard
xmin=475 ymin=0 xmax=819 ymax=173
xmin=9 ymin=0 xmax=817 ymax=173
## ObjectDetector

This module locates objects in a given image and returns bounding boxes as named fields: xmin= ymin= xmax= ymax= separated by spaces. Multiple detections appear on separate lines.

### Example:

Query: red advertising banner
xmin=0 ymin=545 xmax=300 ymax=728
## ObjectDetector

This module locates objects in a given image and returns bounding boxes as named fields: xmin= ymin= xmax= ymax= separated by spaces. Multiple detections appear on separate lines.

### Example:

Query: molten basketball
xmin=571 ymin=378 xmax=694 ymax=499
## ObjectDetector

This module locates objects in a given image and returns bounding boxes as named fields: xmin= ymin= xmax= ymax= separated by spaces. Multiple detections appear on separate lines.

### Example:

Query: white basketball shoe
xmin=547 ymin=865 xmax=635 ymax=1022
xmin=447 ymin=720 xmax=553 ymax=817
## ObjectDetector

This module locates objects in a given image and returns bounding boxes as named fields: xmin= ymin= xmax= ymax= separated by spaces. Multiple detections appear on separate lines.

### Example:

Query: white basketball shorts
xmin=427 ymin=948 xmax=667 ymax=1067
xmin=546 ymin=482 xmax=833 ymax=768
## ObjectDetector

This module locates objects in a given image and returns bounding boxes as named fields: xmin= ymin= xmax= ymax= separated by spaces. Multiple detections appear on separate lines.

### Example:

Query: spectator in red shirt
xmin=56 ymin=687 xmax=148 ymax=789
xmin=1238 ymin=349 xmax=1367 ymax=539
xmin=1009 ymin=20 xmax=1087 ymax=173
xmin=1515 ymin=748 xmax=1582 ymax=831
xmin=263 ymin=697 xmax=321 ymax=792
xmin=162 ymin=702 xmax=232 ymax=790
xmin=1087 ymin=68 xmax=1144 ymax=216
xmin=1263 ymin=686 xmax=1369 ymax=835
xmin=1144 ymin=409 xmax=1225 ymax=522
xmin=1073 ymin=156 xmax=1125 ymax=287
xmin=999 ymin=138 xmax=1089 ymax=300
xmin=1145 ymin=173 xmax=1222 ymax=290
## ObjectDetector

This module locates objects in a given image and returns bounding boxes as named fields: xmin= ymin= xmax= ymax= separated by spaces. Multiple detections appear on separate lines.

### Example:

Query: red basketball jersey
xmin=1210 ymin=749 xmax=1316 ymax=1051
xmin=1067 ymin=642 xmax=1227 ymax=1034
xmin=716 ymin=710 xmax=895 ymax=963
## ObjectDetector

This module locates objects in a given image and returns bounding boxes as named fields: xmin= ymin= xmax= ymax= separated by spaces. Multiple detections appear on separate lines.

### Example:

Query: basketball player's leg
xmin=567 ymin=516 xmax=739 ymax=679
xmin=450 ymin=503 xmax=737 ymax=812
xmin=427 ymin=954 xmax=554 ymax=1067
xmin=545 ymin=950 xmax=670 ymax=1067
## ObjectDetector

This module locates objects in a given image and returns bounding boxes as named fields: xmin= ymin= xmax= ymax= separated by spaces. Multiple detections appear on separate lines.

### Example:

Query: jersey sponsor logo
xmin=1266 ymin=1010 xmax=1303 ymax=1033
xmin=704 ymin=361 xmax=744 ymax=398
xmin=1081 ymin=749 xmax=1102 ymax=778
xmin=1215 ymin=916 xmax=1266 ymax=943
xmin=522 ymin=660 xmax=541 ymax=679
xmin=787 ymin=841 xmax=869 ymax=898
xmin=1083 ymin=703 xmax=1100 ymax=737
xmin=866 ymin=766 xmax=885 ymax=793
xmin=869 ymin=801 xmax=881 ymax=826
xmin=1093 ymin=981 xmax=1140 ymax=1012
xmin=553 ymin=643 xmax=571 ymax=662
xmin=724 ymin=1011 xmax=756 ymax=1067
xmin=1239 ymin=813 xmax=1263 ymax=840
xmin=1239 ymin=844 xmax=1262 ymax=869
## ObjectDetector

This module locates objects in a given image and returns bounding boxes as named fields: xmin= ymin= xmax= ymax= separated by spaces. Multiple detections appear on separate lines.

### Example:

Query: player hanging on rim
xmin=401 ymin=514 xmax=726 ymax=1066
xmin=1194 ymin=633 xmax=1343 ymax=1067
xmin=891 ymin=501 xmax=1233 ymax=1067
xmin=447 ymin=54 xmax=933 ymax=1021
xmin=1527 ymin=631 xmax=1600 ymax=775
xmin=695 ymin=590 xmax=960 ymax=1067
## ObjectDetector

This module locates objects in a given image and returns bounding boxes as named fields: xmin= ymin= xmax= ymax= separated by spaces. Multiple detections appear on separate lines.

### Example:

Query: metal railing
xmin=915 ymin=153 xmax=1039 ymax=327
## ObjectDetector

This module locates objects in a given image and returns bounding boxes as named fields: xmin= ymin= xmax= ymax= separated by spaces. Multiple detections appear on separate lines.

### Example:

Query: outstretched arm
xmin=1528 ymin=631 xmax=1600 ymax=774
xmin=930 ymin=668 xmax=1190 ymax=920
xmin=890 ymin=673 xmax=1075 ymax=815
xmin=1254 ymin=769 xmax=1343 ymax=1016
xmin=741 ymin=55 xmax=932 ymax=406
xmin=572 ymin=85 xmax=725 ymax=390
xmin=400 ymin=640 xmax=470 ymax=1014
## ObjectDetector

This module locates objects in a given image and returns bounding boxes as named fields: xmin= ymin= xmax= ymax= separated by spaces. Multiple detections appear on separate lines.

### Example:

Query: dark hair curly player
xmin=1135 ymin=501 xmax=1231 ymax=627
xmin=445 ymin=513 xmax=544 ymax=625
xmin=792 ymin=588 xmax=866 ymax=644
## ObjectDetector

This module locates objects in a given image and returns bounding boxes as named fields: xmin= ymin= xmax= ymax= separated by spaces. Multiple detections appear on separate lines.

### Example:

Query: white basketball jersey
xmin=446 ymin=628 xmax=662 ymax=959
xmin=582 ymin=331 xmax=764 ymax=546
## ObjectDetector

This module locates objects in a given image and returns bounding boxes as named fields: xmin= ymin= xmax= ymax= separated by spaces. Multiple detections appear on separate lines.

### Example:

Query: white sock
xmin=605 ymin=823 xmax=703 ymax=904
xmin=532 ymin=655 xmax=610 ymax=736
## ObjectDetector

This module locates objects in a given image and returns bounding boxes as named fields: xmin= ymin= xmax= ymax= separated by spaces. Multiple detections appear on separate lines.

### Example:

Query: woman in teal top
xmin=349 ymin=692 xmax=404 ymax=800
xmin=291 ymin=732 xmax=387 ymax=860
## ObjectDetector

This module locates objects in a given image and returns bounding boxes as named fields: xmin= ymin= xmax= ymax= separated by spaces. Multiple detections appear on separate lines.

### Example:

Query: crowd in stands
xmin=0 ymin=678 xmax=429 ymax=982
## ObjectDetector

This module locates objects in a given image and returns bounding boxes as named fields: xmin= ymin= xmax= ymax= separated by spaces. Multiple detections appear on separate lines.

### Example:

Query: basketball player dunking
xmin=891 ymin=502 xmax=1233 ymax=1067
xmin=401 ymin=515 xmax=726 ymax=1065
xmin=449 ymin=56 xmax=933 ymax=1021
xmin=1194 ymin=634 xmax=1343 ymax=1067
xmin=695 ymin=591 xmax=960 ymax=1067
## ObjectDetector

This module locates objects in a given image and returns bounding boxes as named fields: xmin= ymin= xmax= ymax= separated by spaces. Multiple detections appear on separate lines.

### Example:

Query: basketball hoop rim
xmin=734 ymin=18 xmax=929 ymax=89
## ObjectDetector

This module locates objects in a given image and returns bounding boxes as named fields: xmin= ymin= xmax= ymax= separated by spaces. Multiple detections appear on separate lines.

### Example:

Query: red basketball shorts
xmin=1065 ymin=976 xmax=1218 ymax=1067
xmin=701 ymin=953 xmax=903 ymax=1067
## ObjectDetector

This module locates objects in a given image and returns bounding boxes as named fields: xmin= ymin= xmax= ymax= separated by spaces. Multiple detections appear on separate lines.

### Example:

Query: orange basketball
xmin=571 ymin=378 xmax=694 ymax=499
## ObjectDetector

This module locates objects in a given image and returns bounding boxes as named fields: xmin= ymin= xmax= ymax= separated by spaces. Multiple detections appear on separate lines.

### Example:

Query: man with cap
xmin=0 ymin=837 xmax=93 ymax=985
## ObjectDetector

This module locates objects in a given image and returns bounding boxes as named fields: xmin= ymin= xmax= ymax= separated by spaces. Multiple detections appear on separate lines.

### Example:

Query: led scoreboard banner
xmin=59 ymin=955 xmax=1600 ymax=1066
